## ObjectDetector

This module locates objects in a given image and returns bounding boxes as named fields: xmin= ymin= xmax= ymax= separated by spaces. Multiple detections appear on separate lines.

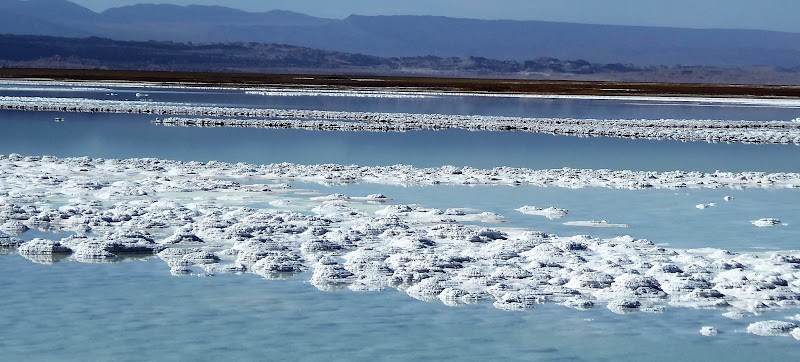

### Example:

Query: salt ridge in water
xmin=2 ymin=95 xmax=800 ymax=144
xmin=1 ymin=154 xmax=799 ymax=190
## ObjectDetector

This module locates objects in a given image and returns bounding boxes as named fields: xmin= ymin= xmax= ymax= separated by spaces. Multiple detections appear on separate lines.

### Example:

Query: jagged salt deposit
xmin=2 ymin=95 xmax=800 ymax=144
xmin=700 ymin=326 xmax=720 ymax=336
xmin=563 ymin=220 xmax=628 ymax=228
xmin=751 ymin=218 xmax=782 ymax=227
xmin=746 ymin=321 xmax=798 ymax=337
xmin=516 ymin=206 xmax=569 ymax=219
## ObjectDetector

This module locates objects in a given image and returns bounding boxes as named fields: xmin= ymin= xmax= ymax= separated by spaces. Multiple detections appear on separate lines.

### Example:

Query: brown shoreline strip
xmin=2 ymin=68 xmax=800 ymax=98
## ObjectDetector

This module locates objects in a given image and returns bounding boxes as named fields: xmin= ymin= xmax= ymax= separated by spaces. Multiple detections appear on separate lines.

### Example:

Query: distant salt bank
xmin=2 ymin=95 xmax=800 ymax=144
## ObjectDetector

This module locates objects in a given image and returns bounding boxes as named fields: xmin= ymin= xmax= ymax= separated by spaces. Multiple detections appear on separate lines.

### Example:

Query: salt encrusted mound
xmin=0 ymin=220 xmax=30 ymax=235
xmin=700 ymin=326 xmax=719 ymax=336
xmin=516 ymin=206 xmax=569 ymax=219
xmin=310 ymin=258 xmax=355 ymax=291
xmin=746 ymin=321 xmax=798 ymax=336
xmin=0 ymin=230 xmax=23 ymax=248
xmin=18 ymin=238 xmax=72 ymax=255
xmin=163 ymin=227 xmax=204 ymax=245
xmin=792 ymin=328 xmax=800 ymax=341
xmin=63 ymin=230 xmax=163 ymax=262
xmin=751 ymin=218 xmax=782 ymax=227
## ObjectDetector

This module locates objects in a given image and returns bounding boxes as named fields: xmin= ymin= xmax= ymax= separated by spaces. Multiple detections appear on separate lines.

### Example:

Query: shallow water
xmin=1 ymin=110 xmax=799 ymax=172
xmin=2 ymin=81 xmax=799 ymax=121
xmin=2 ymin=254 xmax=799 ymax=362
xmin=297 ymin=183 xmax=799 ymax=252
xmin=1 ymin=82 xmax=799 ymax=360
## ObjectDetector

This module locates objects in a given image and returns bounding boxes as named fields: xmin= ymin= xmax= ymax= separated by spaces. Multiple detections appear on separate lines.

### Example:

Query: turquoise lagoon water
xmin=1 ymin=84 xmax=800 ymax=360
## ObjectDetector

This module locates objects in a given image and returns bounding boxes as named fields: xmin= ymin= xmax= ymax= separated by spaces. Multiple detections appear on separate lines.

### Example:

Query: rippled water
xmin=2 ymin=255 xmax=799 ymax=362
xmin=1 ymin=110 xmax=799 ymax=172
xmin=1 ymin=81 xmax=799 ymax=360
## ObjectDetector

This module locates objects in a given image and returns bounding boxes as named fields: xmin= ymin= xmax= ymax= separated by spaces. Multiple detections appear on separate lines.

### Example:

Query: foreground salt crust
xmin=1 ymin=153 xmax=800 ymax=339
xmin=2 ymin=95 xmax=800 ymax=144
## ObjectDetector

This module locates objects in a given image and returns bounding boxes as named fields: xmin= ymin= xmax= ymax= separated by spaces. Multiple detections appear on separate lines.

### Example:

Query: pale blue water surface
xmin=1 ymin=83 xmax=799 ymax=360
xmin=2 ymin=254 xmax=800 ymax=362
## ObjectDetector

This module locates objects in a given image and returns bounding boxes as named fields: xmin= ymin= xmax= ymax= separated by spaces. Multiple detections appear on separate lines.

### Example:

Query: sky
xmin=69 ymin=0 xmax=800 ymax=33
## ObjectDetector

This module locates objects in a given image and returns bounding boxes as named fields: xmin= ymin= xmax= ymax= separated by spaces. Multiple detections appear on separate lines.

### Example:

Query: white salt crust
xmin=1 ymin=95 xmax=800 ymax=144
xmin=1 ymin=154 xmax=797 ymax=191
xmin=700 ymin=326 xmax=719 ymax=336
xmin=751 ymin=218 xmax=783 ymax=227
xmin=0 ymin=153 xmax=799 ymax=341
xmin=516 ymin=206 xmax=569 ymax=220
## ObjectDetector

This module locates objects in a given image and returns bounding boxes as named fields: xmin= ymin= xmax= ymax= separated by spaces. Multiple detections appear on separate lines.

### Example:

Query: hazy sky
xmin=69 ymin=0 xmax=800 ymax=33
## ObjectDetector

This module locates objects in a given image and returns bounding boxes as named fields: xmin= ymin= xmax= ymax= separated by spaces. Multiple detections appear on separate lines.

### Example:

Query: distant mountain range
xmin=0 ymin=33 xmax=640 ymax=75
xmin=1 ymin=0 xmax=800 ymax=68
xmin=3 ymin=34 xmax=800 ymax=85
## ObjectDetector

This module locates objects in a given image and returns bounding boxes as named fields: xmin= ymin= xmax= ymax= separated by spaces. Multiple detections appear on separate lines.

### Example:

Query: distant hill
xmin=1 ymin=0 xmax=800 ymax=68
xmin=2 ymin=34 xmax=800 ymax=85
xmin=0 ymin=34 xmax=633 ymax=74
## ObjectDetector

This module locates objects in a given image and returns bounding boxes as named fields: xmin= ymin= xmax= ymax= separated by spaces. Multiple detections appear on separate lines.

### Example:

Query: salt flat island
xmin=2 ymin=95 xmax=800 ymax=144
xmin=1 ymin=79 xmax=800 ymax=360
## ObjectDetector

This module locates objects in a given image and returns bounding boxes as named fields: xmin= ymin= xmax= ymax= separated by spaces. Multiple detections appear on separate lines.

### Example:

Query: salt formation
xmin=0 ymin=230 xmax=23 ymax=249
xmin=245 ymin=89 xmax=434 ymax=98
xmin=751 ymin=218 xmax=782 ymax=227
xmin=0 ymin=153 xmax=799 ymax=341
xmin=2 ymin=95 xmax=800 ymax=144
xmin=696 ymin=203 xmax=717 ymax=209
xmin=516 ymin=206 xmax=569 ymax=219
xmin=563 ymin=220 xmax=628 ymax=228
xmin=700 ymin=326 xmax=719 ymax=336
xmin=746 ymin=321 xmax=798 ymax=337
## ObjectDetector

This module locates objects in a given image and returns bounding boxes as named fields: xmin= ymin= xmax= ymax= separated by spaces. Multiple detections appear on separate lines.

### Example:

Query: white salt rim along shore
xmin=2 ymin=96 xmax=800 ymax=144
xmin=4 ymin=79 xmax=800 ymax=108
xmin=1 ymin=153 xmax=800 ymax=341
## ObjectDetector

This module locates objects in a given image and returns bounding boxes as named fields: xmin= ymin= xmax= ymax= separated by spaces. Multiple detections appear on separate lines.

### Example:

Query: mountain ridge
xmin=2 ymin=33 xmax=800 ymax=86
xmin=1 ymin=0 xmax=799 ymax=67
